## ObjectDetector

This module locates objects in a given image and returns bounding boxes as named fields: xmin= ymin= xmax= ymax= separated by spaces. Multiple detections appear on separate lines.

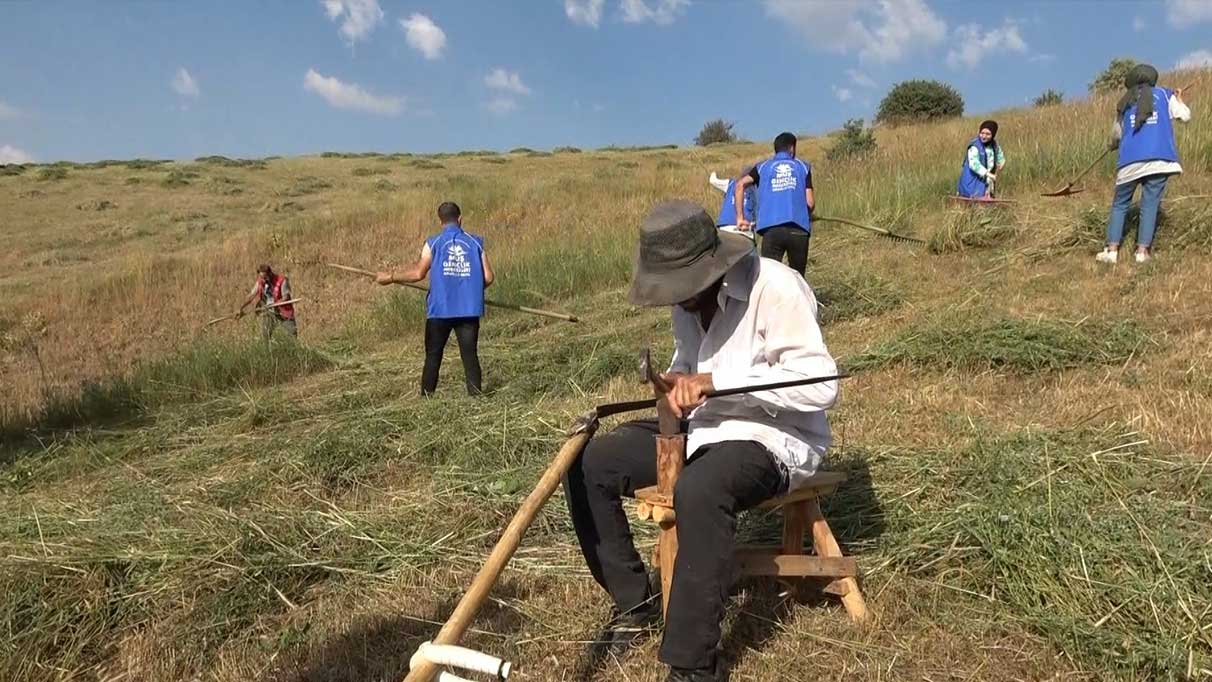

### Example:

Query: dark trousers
xmin=422 ymin=317 xmax=482 ymax=396
xmin=563 ymin=420 xmax=786 ymax=669
xmin=759 ymin=224 xmax=810 ymax=276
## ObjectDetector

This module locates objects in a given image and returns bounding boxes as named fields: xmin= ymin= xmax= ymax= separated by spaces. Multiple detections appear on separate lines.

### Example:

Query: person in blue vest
xmin=707 ymin=165 xmax=757 ymax=239
xmin=734 ymin=132 xmax=813 ymax=276
xmin=956 ymin=120 xmax=1006 ymax=199
xmin=1096 ymin=64 xmax=1191 ymax=265
xmin=376 ymin=201 xmax=495 ymax=395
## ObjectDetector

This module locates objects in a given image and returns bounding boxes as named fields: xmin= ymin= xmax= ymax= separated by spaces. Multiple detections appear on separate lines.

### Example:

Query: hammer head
xmin=639 ymin=346 xmax=671 ymax=392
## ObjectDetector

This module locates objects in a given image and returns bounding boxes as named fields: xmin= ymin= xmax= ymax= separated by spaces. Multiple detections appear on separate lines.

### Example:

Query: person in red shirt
xmin=237 ymin=264 xmax=297 ymax=339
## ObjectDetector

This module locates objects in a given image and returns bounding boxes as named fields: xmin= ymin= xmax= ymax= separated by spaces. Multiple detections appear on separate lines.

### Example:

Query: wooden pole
xmin=203 ymin=298 xmax=304 ymax=328
xmin=402 ymin=425 xmax=596 ymax=682
xmin=326 ymin=263 xmax=578 ymax=323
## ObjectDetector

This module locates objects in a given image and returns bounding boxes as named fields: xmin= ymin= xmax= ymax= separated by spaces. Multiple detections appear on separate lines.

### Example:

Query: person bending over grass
xmin=707 ymin=164 xmax=757 ymax=239
xmin=376 ymin=201 xmax=495 ymax=396
xmin=237 ymin=263 xmax=297 ymax=340
xmin=1096 ymin=64 xmax=1191 ymax=265
xmin=957 ymin=120 xmax=1006 ymax=199
xmin=735 ymin=132 xmax=814 ymax=277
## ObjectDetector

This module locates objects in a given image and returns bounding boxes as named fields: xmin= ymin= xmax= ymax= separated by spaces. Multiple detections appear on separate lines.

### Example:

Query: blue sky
xmin=1 ymin=0 xmax=1210 ymax=163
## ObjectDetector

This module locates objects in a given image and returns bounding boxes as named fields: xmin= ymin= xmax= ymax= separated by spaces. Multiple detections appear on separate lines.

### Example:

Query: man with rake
xmin=563 ymin=200 xmax=841 ymax=681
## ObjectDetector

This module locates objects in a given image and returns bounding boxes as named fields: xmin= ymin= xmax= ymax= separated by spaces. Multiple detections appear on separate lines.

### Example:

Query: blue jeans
xmin=1105 ymin=174 xmax=1170 ymax=248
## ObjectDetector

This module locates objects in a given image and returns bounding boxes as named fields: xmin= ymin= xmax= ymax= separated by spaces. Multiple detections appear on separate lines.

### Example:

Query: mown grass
xmin=846 ymin=316 xmax=1152 ymax=373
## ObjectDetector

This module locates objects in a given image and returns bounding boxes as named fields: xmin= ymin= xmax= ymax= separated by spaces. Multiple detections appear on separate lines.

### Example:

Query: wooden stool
xmin=634 ymin=470 xmax=868 ymax=621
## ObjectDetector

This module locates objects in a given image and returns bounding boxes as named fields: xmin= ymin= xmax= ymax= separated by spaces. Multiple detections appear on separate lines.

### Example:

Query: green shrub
xmin=409 ymin=159 xmax=445 ymax=170
xmin=351 ymin=166 xmax=389 ymax=177
xmin=876 ymin=80 xmax=964 ymax=125
xmin=553 ymin=146 xmax=582 ymax=154
xmin=694 ymin=119 xmax=737 ymax=146
xmin=826 ymin=119 xmax=878 ymax=161
xmin=1089 ymin=57 xmax=1138 ymax=94
xmin=159 ymin=170 xmax=197 ymax=188
xmin=1033 ymin=89 xmax=1064 ymax=107
xmin=36 ymin=167 xmax=69 ymax=182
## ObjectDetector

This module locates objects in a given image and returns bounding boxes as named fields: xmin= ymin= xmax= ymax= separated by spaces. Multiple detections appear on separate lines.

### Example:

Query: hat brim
xmin=627 ymin=230 xmax=755 ymax=307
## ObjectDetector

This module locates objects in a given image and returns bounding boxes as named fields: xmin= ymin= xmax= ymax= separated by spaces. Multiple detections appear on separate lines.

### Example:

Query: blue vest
xmin=716 ymin=178 xmax=756 ymax=226
xmin=426 ymin=225 xmax=485 ymax=319
xmin=755 ymin=152 xmax=811 ymax=233
xmin=957 ymin=137 xmax=995 ymax=198
xmin=1118 ymin=86 xmax=1179 ymax=168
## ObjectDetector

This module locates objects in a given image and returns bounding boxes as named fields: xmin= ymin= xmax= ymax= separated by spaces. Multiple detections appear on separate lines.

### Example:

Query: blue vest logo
xmin=755 ymin=152 xmax=810 ymax=233
xmin=1118 ymin=87 xmax=1179 ymax=168
xmin=428 ymin=226 xmax=485 ymax=319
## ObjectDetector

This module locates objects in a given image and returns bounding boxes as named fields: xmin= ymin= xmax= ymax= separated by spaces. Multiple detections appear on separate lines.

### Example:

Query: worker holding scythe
xmin=375 ymin=201 xmax=496 ymax=396
xmin=237 ymin=263 xmax=297 ymax=340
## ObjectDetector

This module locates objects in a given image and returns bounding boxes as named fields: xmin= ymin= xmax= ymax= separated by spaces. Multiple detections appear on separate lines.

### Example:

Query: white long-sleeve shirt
xmin=669 ymin=252 xmax=839 ymax=489
xmin=708 ymin=172 xmax=731 ymax=193
xmin=1113 ymin=93 xmax=1191 ymax=185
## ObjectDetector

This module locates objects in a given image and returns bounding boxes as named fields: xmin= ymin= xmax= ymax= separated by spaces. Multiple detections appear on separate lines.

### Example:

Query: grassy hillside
xmin=2 ymin=69 xmax=1210 ymax=681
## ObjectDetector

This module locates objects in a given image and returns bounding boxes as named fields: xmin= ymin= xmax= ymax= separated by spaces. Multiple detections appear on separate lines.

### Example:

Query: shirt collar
xmin=441 ymin=222 xmax=462 ymax=232
xmin=718 ymin=252 xmax=756 ymax=307
xmin=774 ymin=151 xmax=794 ymax=160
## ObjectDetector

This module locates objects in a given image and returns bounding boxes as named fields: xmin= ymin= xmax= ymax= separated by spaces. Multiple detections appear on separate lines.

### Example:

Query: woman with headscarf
xmin=957 ymin=120 xmax=1006 ymax=199
xmin=1096 ymin=64 xmax=1191 ymax=265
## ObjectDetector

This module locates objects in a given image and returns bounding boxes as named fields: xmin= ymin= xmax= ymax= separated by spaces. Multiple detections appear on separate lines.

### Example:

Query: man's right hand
xmin=375 ymin=272 xmax=394 ymax=285
xmin=986 ymin=172 xmax=997 ymax=183
xmin=735 ymin=218 xmax=753 ymax=231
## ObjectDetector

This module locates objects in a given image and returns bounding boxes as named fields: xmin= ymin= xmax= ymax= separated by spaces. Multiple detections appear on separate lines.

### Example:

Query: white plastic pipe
xmin=409 ymin=641 xmax=512 ymax=680
xmin=437 ymin=672 xmax=475 ymax=682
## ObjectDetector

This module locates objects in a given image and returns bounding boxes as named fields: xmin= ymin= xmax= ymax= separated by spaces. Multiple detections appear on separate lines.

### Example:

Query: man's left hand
xmin=658 ymin=372 xmax=714 ymax=418
xmin=375 ymin=272 xmax=394 ymax=285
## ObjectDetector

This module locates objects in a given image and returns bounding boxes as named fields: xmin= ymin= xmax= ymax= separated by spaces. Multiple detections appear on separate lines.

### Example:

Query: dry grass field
xmin=1 ymin=68 xmax=1210 ymax=681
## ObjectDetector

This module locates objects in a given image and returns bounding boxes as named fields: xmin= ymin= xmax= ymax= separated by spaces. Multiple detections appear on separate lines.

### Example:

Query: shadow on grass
xmin=286 ymin=583 xmax=528 ymax=682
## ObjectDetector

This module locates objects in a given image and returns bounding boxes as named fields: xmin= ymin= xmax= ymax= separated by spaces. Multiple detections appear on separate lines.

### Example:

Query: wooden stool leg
xmin=782 ymin=500 xmax=809 ymax=554
xmin=779 ymin=499 xmax=809 ymax=598
xmin=805 ymin=498 xmax=868 ymax=621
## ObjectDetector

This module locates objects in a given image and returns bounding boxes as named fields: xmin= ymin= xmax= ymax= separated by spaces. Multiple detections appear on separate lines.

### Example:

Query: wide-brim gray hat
xmin=628 ymin=200 xmax=755 ymax=307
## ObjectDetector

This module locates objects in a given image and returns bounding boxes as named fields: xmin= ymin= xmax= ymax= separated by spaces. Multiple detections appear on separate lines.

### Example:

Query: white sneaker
xmin=1134 ymin=251 xmax=1151 ymax=264
xmin=1095 ymin=249 xmax=1119 ymax=264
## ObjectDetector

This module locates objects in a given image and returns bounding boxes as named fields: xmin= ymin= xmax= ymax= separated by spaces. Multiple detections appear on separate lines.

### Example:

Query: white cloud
xmin=322 ymin=0 xmax=383 ymax=43
xmin=1029 ymin=53 xmax=1056 ymax=64
xmin=170 ymin=67 xmax=200 ymax=98
xmin=1176 ymin=49 xmax=1212 ymax=69
xmin=303 ymin=69 xmax=403 ymax=115
xmin=1132 ymin=16 xmax=1147 ymax=31
xmin=621 ymin=0 xmax=690 ymax=25
xmin=763 ymin=0 xmax=946 ymax=64
xmin=485 ymin=68 xmax=531 ymax=95
xmin=1168 ymin=0 xmax=1212 ymax=26
xmin=946 ymin=20 xmax=1028 ymax=70
xmin=0 ymin=144 xmax=35 ymax=164
xmin=400 ymin=13 xmax=446 ymax=60
xmin=565 ymin=0 xmax=606 ymax=27
xmin=485 ymin=97 xmax=518 ymax=115
xmin=846 ymin=68 xmax=877 ymax=89
xmin=0 ymin=101 xmax=21 ymax=120
xmin=832 ymin=85 xmax=854 ymax=102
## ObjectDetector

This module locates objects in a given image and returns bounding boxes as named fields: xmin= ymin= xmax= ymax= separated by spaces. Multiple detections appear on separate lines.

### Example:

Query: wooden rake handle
xmin=327 ymin=263 xmax=578 ymax=323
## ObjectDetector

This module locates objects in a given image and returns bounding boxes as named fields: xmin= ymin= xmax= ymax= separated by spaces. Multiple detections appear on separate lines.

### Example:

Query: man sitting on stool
xmin=563 ymin=200 xmax=840 ymax=682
